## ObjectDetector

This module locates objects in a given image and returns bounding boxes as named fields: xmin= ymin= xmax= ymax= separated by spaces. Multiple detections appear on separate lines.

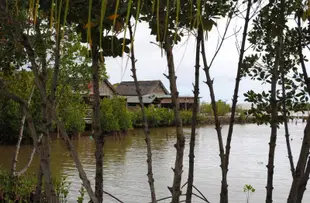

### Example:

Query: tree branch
xmin=128 ymin=22 xmax=157 ymax=203
xmin=52 ymin=111 xmax=98 ymax=203
xmin=11 ymin=84 xmax=36 ymax=176
xmin=16 ymin=134 xmax=43 ymax=176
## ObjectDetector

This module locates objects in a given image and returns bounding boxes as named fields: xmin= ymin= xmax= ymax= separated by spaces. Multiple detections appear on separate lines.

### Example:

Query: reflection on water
xmin=0 ymin=124 xmax=309 ymax=203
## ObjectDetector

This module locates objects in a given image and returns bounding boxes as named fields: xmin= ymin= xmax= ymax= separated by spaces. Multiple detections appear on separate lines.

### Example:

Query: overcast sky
xmin=104 ymin=18 xmax=269 ymax=103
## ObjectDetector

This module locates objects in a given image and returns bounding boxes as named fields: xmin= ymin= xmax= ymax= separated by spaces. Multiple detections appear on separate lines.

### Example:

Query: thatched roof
xmin=115 ymin=80 xmax=170 ymax=96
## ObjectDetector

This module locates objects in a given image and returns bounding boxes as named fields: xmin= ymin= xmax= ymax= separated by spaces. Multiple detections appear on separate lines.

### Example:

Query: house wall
xmin=99 ymin=82 xmax=115 ymax=96
xmin=153 ymin=85 xmax=167 ymax=95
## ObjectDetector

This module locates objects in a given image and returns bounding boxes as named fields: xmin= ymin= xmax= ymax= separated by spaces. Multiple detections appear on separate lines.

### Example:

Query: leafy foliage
xmin=243 ymin=1 xmax=309 ymax=125
xmin=0 ymin=71 xmax=37 ymax=144
xmin=0 ymin=100 xmax=22 ymax=144
xmin=131 ymin=105 xmax=174 ymax=127
xmin=243 ymin=184 xmax=255 ymax=203
xmin=57 ymin=86 xmax=87 ymax=135
xmin=140 ymin=0 xmax=233 ymax=46
xmin=200 ymin=100 xmax=231 ymax=116
xmin=130 ymin=105 xmax=250 ymax=127
xmin=100 ymin=97 xmax=132 ymax=133
xmin=0 ymin=169 xmax=70 ymax=203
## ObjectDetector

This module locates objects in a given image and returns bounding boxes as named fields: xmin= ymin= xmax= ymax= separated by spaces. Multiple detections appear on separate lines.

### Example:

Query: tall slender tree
xmin=186 ymin=25 xmax=202 ymax=203
xmin=200 ymin=1 xmax=252 ymax=202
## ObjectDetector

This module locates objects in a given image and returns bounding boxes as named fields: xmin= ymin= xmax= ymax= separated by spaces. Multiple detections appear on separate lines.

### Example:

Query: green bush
xmin=156 ymin=107 xmax=174 ymax=126
xmin=129 ymin=110 xmax=143 ymax=128
xmin=130 ymin=106 xmax=174 ymax=127
xmin=0 ymin=170 xmax=36 ymax=202
xmin=131 ymin=107 xmax=197 ymax=127
xmin=100 ymin=97 xmax=132 ymax=133
xmin=146 ymin=105 xmax=162 ymax=127
xmin=0 ymin=100 xmax=23 ymax=144
xmin=130 ymin=106 xmax=253 ymax=128
xmin=180 ymin=110 xmax=193 ymax=125
xmin=56 ymin=86 xmax=87 ymax=135
xmin=0 ymin=169 xmax=70 ymax=203
xmin=238 ymin=110 xmax=246 ymax=124
xmin=200 ymin=100 xmax=231 ymax=116
xmin=112 ymin=97 xmax=132 ymax=131
xmin=100 ymin=98 xmax=120 ymax=132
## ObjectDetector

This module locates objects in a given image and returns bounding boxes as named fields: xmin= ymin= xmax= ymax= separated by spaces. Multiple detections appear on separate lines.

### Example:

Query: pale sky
xmin=104 ymin=18 xmax=269 ymax=103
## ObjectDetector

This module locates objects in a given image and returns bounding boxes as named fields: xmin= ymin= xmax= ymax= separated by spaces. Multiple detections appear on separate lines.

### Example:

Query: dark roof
xmin=115 ymin=80 xmax=170 ymax=96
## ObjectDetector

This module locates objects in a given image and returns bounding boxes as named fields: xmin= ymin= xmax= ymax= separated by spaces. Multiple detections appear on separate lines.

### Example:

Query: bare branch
xmin=11 ymin=84 xmax=36 ymax=175
xmin=16 ymin=134 xmax=43 ymax=176
xmin=226 ymin=0 xmax=253 ymax=195
xmin=103 ymin=190 xmax=124 ymax=203
xmin=208 ymin=2 xmax=238 ymax=69
xmin=280 ymin=41 xmax=295 ymax=178
xmin=52 ymin=111 xmax=98 ymax=203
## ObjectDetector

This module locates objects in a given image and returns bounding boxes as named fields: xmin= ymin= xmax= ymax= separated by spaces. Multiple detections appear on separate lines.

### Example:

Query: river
xmin=0 ymin=123 xmax=309 ymax=203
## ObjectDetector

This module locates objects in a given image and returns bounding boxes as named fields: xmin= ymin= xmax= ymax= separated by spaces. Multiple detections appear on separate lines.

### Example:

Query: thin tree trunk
xmin=265 ymin=29 xmax=283 ymax=203
xmin=280 ymin=46 xmax=295 ymax=179
xmin=91 ymin=42 xmax=104 ymax=203
xmin=53 ymin=113 xmax=98 ymax=203
xmin=49 ymin=24 xmax=61 ymax=110
xmin=41 ymin=130 xmax=58 ymax=203
xmin=128 ymin=22 xmax=157 ymax=203
xmin=297 ymin=157 xmax=310 ymax=202
xmin=288 ymin=118 xmax=310 ymax=203
xmin=225 ymin=0 xmax=252 ymax=195
xmin=287 ymin=14 xmax=310 ymax=203
xmin=201 ymin=33 xmax=226 ymax=203
xmin=34 ymin=165 xmax=43 ymax=203
xmin=11 ymin=84 xmax=35 ymax=176
xmin=1 ymin=79 xmax=58 ymax=202
xmin=200 ymin=2 xmax=252 ymax=202
xmin=26 ymin=98 xmax=57 ymax=203
xmin=21 ymin=26 xmax=58 ymax=203
xmin=39 ymin=55 xmax=58 ymax=203
xmin=186 ymin=26 xmax=202 ymax=203
xmin=164 ymin=40 xmax=185 ymax=203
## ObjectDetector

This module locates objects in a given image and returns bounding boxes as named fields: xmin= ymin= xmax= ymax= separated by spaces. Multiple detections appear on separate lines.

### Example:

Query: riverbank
xmin=131 ymin=110 xmax=255 ymax=128
xmin=80 ymin=114 xmax=256 ymax=138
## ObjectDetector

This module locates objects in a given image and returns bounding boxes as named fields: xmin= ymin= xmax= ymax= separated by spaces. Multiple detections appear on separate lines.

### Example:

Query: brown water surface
xmin=0 ymin=123 xmax=309 ymax=203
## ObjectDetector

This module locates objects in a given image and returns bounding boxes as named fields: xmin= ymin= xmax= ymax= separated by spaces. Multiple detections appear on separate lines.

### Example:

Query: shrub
xmin=0 ymin=100 xmax=23 ymax=145
xmin=200 ymin=100 xmax=231 ymax=116
xmin=145 ymin=105 xmax=162 ymax=127
xmin=56 ymin=86 xmax=87 ymax=136
xmin=59 ymin=102 xmax=86 ymax=136
xmin=156 ymin=107 xmax=174 ymax=126
xmin=180 ymin=110 xmax=193 ymax=125
xmin=0 ymin=169 xmax=70 ymax=203
xmin=100 ymin=97 xmax=132 ymax=133
xmin=130 ymin=106 xmax=174 ymax=127
xmin=129 ymin=109 xmax=143 ymax=128
xmin=0 ymin=170 xmax=36 ymax=202
xmin=112 ymin=97 xmax=132 ymax=131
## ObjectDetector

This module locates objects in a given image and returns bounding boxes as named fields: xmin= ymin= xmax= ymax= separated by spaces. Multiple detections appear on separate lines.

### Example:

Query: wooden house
xmin=82 ymin=79 xmax=118 ymax=105
xmin=115 ymin=80 xmax=196 ymax=110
